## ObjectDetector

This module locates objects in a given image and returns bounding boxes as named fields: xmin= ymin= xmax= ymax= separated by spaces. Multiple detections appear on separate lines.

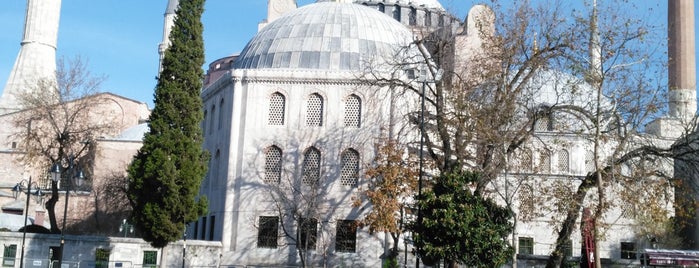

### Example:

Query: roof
xmin=234 ymin=2 xmax=415 ymax=71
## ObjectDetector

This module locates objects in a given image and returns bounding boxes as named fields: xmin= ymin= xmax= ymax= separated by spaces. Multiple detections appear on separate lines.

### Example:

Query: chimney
xmin=0 ymin=0 xmax=61 ymax=114
xmin=668 ymin=0 xmax=697 ymax=120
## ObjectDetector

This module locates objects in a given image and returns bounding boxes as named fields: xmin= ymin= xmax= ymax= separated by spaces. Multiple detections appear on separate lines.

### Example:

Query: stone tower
xmin=0 ymin=0 xmax=62 ymax=114
xmin=158 ymin=0 xmax=179 ymax=74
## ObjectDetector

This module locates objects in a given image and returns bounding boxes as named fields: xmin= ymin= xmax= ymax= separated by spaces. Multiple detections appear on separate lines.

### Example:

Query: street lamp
xmin=49 ymin=160 xmax=85 ymax=268
xmin=11 ymin=176 xmax=43 ymax=268
xmin=119 ymin=219 xmax=134 ymax=237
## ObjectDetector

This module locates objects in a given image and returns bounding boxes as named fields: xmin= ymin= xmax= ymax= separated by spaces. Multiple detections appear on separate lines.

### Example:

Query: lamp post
xmin=49 ymin=159 xmax=85 ymax=268
xmin=119 ymin=219 xmax=134 ymax=237
xmin=12 ymin=176 xmax=42 ymax=268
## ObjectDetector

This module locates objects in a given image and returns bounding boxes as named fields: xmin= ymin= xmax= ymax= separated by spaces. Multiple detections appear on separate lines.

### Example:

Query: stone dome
xmin=233 ymin=2 xmax=415 ymax=71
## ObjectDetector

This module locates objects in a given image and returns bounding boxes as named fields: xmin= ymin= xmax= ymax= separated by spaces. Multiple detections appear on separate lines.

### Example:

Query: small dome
xmin=234 ymin=2 xmax=415 ymax=71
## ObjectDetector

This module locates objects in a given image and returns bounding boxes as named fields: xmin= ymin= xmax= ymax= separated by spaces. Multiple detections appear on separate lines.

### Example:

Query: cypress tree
xmin=127 ymin=0 xmax=208 ymax=248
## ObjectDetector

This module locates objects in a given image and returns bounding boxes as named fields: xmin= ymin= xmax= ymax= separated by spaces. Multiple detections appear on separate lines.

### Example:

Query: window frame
xmin=2 ymin=244 xmax=16 ymax=267
xmin=143 ymin=250 xmax=158 ymax=268
xmin=268 ymin=92 xmax=286 ymax=126
xmin=95 ymin=248 xmax=110 ymax=268
xmin=518 ymin=237 xmax=534 ymax=255
xmin=264 ymin=145 xmax=283 ymax=184
xmin=620 ymin=242 xmax=636 ymax=259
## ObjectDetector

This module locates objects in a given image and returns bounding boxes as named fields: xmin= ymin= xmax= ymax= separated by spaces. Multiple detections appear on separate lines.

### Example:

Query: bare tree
xmin=10 ymin=56 xmax=119 ymax=233
xmin=359 ymin=1 xmax=699 ymax=267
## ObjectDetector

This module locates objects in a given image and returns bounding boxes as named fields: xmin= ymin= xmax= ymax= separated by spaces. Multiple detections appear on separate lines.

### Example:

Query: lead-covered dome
xmin=233 ymin=2 xmax=415 ymax=71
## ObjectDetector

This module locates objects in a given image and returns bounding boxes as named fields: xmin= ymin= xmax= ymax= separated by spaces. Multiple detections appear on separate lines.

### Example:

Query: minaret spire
xmin=0 ymin=0 xmax=62 ymax=114
xmin=158 ymin=0 xmax=179 ymax=75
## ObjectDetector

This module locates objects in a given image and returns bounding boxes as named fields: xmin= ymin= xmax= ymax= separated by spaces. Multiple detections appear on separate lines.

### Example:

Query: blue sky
xmin=0 ymin=1 xmax=679 ymax=108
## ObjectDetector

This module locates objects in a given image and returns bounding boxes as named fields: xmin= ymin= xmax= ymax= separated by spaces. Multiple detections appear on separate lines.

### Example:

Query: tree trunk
xmin=545 ymin=176 xmax=595 ymax=268
xmin=46 ymin=180 xmax=60 ymax=234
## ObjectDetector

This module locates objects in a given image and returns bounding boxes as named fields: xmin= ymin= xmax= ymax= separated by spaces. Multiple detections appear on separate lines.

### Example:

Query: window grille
xmin=269 ymin=93 xmax=285 ymax=125
xmin=336 ymin=220 xmax=357 ymax=252
xmin=258 ymin=216 xmax=279 ymax=248
xmin=518 ymin=237 xmax=534 ymax=255
xmin=307 ymin=93 xmax=324 ymax=126
xmin=409 ymin=7 xmax=417 ymax=25
xmin=345 ymin=95 xmax=361 ymax=127
xmin=340 ymin=149 xmax=359 ymax=186
xmin=302 ymin=147 xmax=321 ymax=185
xmin=143 ymin=251 xmax=157 ymax=268
xmin=300 ymin=218 xmax=318 ymax=250
xmin=2 ymin=245 xmax=16 ymax=267
xmin=585 ymin=150 xmax=595 ymax=172
xmin=620 ymin=242 xmax=636 ymax=259
xmin=265 ymin=146 xmax=282 ymax=184
xmin=535 ymin=117 xmax=552 ymax=132
xmin=539 ymin=150 xmax=551 ymax=173
xmin=557 ymin=149 xmax=569 ymax=173
xmin=95 ymin=248 xmax=110 ymax=268
xmin=514 ymin=148 xmax=532 ymax=172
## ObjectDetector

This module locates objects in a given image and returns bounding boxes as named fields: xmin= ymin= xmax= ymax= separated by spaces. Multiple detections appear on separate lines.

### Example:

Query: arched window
xmin=438 ymin=14 xmax=445 ymax=27
xmin=306 ymin=93 xmax=324 ymax=127
xmin=203 ymin=110 xmax=208 ymax=135
xmin=340 ymin=149 xmax=359 ymax=186
xmin=538 ymin=150 xmax=551 ymax=173
xmin=210 ymin=105 xmax=216 ymax=134
xmin=269 ymin=92 xmax=286 ymax=125
xmin=425 ymin=11 xmax=432 ymax=26
xmin=514 ymin=148 xmax=532 ymax=172
xmin=378 ymin=3 xmax=385 ymax=13
xmin=409 ymin=7 xmax=417 ymax=26
xmin=218 ymin=98 xmax=224 ymax=130
xmin=585 ymin=150 xmax=595 ymax=172
xmin=264 ymin=146 xmax=282 ymax=183
xmin=344 ymin=95 xmax=361 ymax=127
xmin=302 ymin=147 xmax=321 ymax=185
xmin=214 ymin=150 xmax=221 ymax=186
xmin=557 ymin=149 xmax=569 ymax=173
xmin=393 ymin=5 xmax=401 ymax=21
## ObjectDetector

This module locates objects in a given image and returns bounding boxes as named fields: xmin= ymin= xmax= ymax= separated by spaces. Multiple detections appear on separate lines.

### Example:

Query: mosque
xmin=0 ymin=0 xmax=697 ymax=267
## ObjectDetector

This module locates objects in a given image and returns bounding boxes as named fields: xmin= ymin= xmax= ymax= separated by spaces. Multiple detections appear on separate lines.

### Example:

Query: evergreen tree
xmin=127 ymin=0 xmax=208 ymax=248
xmin=414 ymin=171 xmax=513 ymax=268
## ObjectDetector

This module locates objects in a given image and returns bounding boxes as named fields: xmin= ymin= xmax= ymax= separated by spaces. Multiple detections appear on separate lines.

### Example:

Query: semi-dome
xmin=233 ymin=2 xmax=415 ymax=71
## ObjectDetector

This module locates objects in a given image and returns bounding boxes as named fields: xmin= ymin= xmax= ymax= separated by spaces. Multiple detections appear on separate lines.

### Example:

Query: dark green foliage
xmin=413 ymin=171 xmax=514 ymax=267
xmin=127 ymin=0 xmax=208 ymax=248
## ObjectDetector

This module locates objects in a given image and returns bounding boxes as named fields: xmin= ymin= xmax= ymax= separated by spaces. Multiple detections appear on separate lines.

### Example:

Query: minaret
xmin=668 ymin=0 xmax=697 ymax=121
xmin=0 ymin=0 xmax=62 ymax=114
xmin=158 ymin=0 xmax=179 ymax=75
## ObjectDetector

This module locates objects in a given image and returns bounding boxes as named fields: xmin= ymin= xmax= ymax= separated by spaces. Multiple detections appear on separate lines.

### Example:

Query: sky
xmin=0 ymin=1 xmax=683 ymax=109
